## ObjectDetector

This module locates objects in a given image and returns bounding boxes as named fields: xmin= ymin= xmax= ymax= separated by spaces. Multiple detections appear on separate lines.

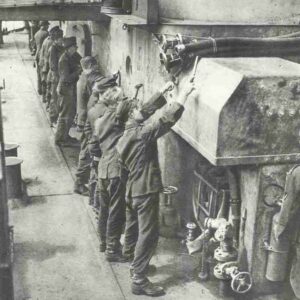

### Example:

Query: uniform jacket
xmin=77 ymin=70 xmax=103 ymax=110
xmin=86 ymin=97 xmax=107 ymax=140
xmin=94 ymin=107 xmax=125 ymax=179
xmin=87 ymin=92 xmax=101 ymax=112
xmin=58 ymin=51 xmax=82 ymax=87
xmin=116 ymin=100 xmax=184 ymax=197
xmin=48 ymin=43 xmax=64 ymax=83
xmin=39 ymin=37 xmax=53 ymax=71
xmin=86 ymin=101 xmax=108 ymax=158
xmin=34 ymin=29 xmax=48 ymax=62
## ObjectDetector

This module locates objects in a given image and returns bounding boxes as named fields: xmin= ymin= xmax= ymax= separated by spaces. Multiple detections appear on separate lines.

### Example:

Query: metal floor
xmin=1 ymin=32 xmax=223 ymax=300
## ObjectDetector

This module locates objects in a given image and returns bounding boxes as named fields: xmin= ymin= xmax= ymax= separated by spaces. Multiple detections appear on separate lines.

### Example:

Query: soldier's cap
xmin=80 ymin=56 xmax=98 ymax=70
xmin=91 ymin=73 xmax=104 ymax=83
xmin=139 ymin=93 xmax=167 ymax=120
xmin=115 ymin=99 xmax=135 ymax=123
xmin=39 ymin=21 xmax=50 ymax=27
xmin=92 ymin=75 xmax=118 ymax=93
xmin=49 ymin=26 xmax=60 ymax=35
xmin=63 ymin=36 xmax=77 ymax=49
xmin=53 ymin=29 xmax=63 ymax=40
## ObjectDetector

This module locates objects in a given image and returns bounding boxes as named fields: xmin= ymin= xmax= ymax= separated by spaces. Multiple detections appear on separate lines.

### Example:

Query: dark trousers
xmin=76 ymin=75 xmax=88 ymax=127
xmin=98 ymin=177 xmax=126 ymax=250
xmin=75 ymin=131 xmax=92 ymax=184
xmin=46 ymin=80 xmax=52 ymax=106
xmin=40 ymin=70 xmax=48 ymax=101
xmin=89 ymin=164 xmax=99 ymax=208
xmin=49 ymin=79 xmax=59 ymax=123
xmin=36 ymin=64 xmax=42 ymax=94
xmin=124 ymin=193 xmax=160 ymax=276
xmin=55 ymin=84 xmax=76 ymax=143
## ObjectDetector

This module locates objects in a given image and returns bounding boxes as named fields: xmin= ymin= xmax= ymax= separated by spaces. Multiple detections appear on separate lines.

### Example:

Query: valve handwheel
xmin=231 ymin=272 xmax=253 ymax=294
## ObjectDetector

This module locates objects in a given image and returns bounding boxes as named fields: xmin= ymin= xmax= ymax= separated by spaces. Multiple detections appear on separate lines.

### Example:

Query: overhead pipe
xmin=185 ymin=44 xmax=300 ymax=56
xmin=158 ymin=36 xmax=300 ymax=71
xmin=182 ymin=46 xmax=300 ymax=61
xmin=175 ymin=37 xmax=300 ymax=55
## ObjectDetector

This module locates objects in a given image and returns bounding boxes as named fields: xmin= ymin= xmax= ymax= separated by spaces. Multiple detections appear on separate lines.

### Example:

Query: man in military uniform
xmin=74 ymin=73 xmax=118 ymax=197
xmin=39 ymin=25 xmax=60 ymax=103
xmin=48 ymin=29 xmax=64 ymax=126
xmin=73 ymin=57 xmax=105 ymax=196
xmin=55 ymin=37 xmax=82 ymax=146
xmin=76 ymin=56 xmax=102 ymax=132
xmin=34 ymin=21 xmax=49 ymax=95
xmin=28 ymin=20 xmax=39 ymax=55
xmin=92 ymin=88 xmax=133 ymax=261
xmin=85 ymin=80 xmax=121 ymax=209
xmin=116 ymin=81 xmax=195 ymax=297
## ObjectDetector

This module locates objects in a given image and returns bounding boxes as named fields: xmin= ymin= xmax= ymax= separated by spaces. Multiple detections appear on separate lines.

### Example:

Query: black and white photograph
xmin=0 ymin=1 xmax=299 ymax=299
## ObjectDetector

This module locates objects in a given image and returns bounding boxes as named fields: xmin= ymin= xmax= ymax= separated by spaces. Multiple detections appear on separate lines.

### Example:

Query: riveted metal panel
xmin=173 ymin=57 xmax=300 ymax=166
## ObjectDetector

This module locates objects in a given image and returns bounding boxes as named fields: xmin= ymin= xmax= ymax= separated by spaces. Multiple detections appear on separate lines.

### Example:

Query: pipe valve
xmin=159 ymin=186 xmax=180 ymax=238
xmin=186 ymin=222 xmax=197 ymax=242
xmin=214 ymin=262 xmax=253 ymax=294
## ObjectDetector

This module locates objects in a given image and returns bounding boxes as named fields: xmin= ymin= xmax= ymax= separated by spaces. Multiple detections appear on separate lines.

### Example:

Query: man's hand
xmin=112 ymin=71 xmax=119 ymax=79
xmin=177 ymin=81 xmax=196 ymax=105
xmin=182 ymin=81 xmax=195 ymax=97
xmin=160 ymin=81 xmax=174 ymax=94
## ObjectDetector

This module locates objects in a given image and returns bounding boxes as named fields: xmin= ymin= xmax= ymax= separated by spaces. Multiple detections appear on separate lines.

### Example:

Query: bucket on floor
xmin=5 ymin=157 xmax=23 ymax=199
xmin=1 ymin=143 xmax=19 ymax=157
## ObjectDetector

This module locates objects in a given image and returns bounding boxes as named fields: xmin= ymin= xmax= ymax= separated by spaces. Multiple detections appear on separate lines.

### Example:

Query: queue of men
xmin=34 ymin=21 xmax=195 ymax=297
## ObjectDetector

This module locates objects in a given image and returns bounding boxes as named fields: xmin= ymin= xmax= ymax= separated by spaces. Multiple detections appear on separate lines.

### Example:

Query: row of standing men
xmin=34 ymin=21 xmax=196 ymax=297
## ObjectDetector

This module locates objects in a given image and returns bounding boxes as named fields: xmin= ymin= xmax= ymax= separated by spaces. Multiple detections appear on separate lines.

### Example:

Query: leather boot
xmin=73 ymin=183 xmax=89 ymax=196
xmin=99 ymin=243 xmax=106 ymax=253
xmin=106 ymin=242 xmax=128 ymax=263
xmin=131 ymin=275 xmax=165 ymax=297
xmin=106 ymin=251 xmax=128 ymax=263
